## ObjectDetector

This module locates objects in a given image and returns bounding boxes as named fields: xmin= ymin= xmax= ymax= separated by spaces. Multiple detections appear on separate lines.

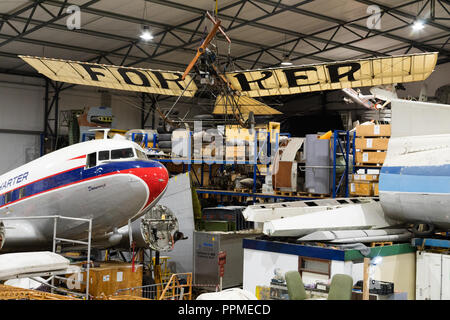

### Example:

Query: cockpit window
xmin=99 ymin=150 xmax=110 ymax=161
xmin=135 ymin=148 xmax=147 ymax=160
xmin=86 ymin=152 xmax=97 ymax=168
xmin=111 ymin=148 xmax=134 ymax=160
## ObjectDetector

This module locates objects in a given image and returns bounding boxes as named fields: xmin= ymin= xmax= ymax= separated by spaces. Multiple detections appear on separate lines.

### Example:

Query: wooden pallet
xmin=273 ymin=190 xmax=296 ymax=196
xmin=0 ymin=284 xmax=80 ymax=300
xmin=370 ymin=241 xmax=393 ymax=247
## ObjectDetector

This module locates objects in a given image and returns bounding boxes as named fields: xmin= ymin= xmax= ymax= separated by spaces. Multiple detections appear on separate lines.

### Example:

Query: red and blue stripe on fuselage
xmin=0 ymin=160 xmax=169 ymax=210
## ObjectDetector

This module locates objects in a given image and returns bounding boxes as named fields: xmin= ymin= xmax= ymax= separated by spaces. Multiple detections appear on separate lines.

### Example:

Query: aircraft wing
xmin=19 ymin=55 xmax=198 ymax=97
xmin=224 ymin=52 xmax=438 ymax=98
xmin=213 ymin=94 xmax=282 ymax=115
xmin=20 ymin=53 xmax=437 ymax=100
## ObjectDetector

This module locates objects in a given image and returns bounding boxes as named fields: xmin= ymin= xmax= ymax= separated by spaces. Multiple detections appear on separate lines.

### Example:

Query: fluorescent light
xmin=412 ymin=20 xmax=425 ymax=31
xmin=140 ymin=25 xmax=153 ymax=41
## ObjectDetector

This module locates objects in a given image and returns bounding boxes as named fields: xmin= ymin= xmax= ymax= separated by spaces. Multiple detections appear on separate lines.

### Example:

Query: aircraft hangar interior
xmin=0 ymin=0 xmax=449 ymax=307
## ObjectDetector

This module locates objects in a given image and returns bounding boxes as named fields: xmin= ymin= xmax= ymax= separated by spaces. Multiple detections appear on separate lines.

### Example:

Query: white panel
xmin=0 ymin=134 xmax=40 ymax=175
xmin=441 ymin=255 xmax=450 ymax=300
xmin=417 ymin=252 xmax=443 ymax=300
xmin=390 ymin=100 xmax=450 ymax=138
xmin=0 ymin=81 xmax=43 ymax=174
xmin=157 ymin=173 xmax=195 ymax=273
xmin=243 ymin=248 xmax=298 ymax=295
xmin=331 ymin=260 xmax=355 ymax=283
xmin=351 ymin=261 xmax=364 ymax=286
xmin=416 ymin=252 xmax=429 ymax=300
xmin=0 ymin=83 xmax=44 ymax=131
xmin=427 ymin=252 xmax=443 ymax=300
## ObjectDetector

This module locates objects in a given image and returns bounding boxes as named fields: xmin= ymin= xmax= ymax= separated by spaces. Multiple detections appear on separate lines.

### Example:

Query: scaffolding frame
xmin=0 ymin=215 xmax=92 ymax=300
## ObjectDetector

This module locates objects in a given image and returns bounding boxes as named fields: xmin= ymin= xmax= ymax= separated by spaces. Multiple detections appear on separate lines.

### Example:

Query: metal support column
xmin=43 ymin=79 xmax=61 ymax=154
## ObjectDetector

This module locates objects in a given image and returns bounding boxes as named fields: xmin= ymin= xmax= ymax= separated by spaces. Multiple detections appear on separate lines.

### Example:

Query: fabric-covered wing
xmin=19 ymin=55 xmax=198 ymax=97
xmin=224 ymin=53 xmax=438 ymax=98
xmin=213 ymin=94 xmax=282 ymax=115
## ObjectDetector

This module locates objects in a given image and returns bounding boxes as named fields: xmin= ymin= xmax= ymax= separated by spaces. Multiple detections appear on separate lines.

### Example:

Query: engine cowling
xmin=140 ymin=205 xmax=184 ymax=251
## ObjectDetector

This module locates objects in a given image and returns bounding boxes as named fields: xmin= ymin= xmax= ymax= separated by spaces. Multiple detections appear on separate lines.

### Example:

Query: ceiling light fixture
xmin=281 ymin=55 xmax=293 ymax=66
xmin=412 ymin=20 xmax=425 ymax=31
xmin=140 ymin=25 xmax=153 ymax=41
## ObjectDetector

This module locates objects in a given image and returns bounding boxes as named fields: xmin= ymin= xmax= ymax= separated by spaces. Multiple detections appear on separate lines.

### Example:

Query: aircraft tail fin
xmin=391 ymin=99 xmax=450 ymax=138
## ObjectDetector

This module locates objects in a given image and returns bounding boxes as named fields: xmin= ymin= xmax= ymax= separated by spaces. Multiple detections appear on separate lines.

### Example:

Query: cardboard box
xmin=356 ymin=151 xmax=386 ymax=164
xmin=350 ymin=181 xmax=374 ymax=196
xmin=225 ymin=145 xmax=247 ymax=161
xmin=352 ymin=174 xmax=379 ymax=182
xmin=356 ymin=124 xmax=391 ymax=137
xmin=355 ymin=138 xmax=389 ymax=150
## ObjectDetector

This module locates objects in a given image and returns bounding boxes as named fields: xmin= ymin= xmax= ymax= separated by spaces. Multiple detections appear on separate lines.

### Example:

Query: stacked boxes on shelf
xmin=350 ymin=173 xmax=379 ymax=196
xmin=351 ymin=124 xmax=391 ymax=196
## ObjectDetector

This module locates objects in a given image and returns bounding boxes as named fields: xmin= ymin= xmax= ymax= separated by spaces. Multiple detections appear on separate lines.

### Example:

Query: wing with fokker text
xmin=19 ymin=55 xmax=198 ymax=97
xmin=224 ymin=52 xmax=438 ymax=98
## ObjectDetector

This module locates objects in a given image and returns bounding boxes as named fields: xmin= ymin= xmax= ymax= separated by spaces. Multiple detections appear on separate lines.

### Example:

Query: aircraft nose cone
xmin=142 ymin=161 xmax=169 ymax=205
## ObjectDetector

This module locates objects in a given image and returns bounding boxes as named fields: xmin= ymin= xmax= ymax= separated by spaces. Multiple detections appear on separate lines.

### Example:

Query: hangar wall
xmin=400 ymin=62 xmax=450 ymax=99
xmin=0 ymin=76 xmax=144 ymax=174
xmin=0 ymin=81 xmax=44 ymax=175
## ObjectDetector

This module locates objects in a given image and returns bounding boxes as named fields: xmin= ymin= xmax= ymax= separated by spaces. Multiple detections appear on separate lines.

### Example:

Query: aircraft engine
xmin=140 ymin=205 xmax=186 ymax=252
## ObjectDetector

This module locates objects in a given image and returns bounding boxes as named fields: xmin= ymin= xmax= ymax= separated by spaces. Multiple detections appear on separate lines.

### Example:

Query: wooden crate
xmin=356 ymin=124 xmax=391 ymax=137
xmin=70 ymin=262 xmax=143 ymax=299
xmin=355 ymin=138 xmax=390 ymax=150
xmin=350 ymin=181 xmax=374 ymax=196
xmin=352 ymin=174 xmax=379 ymax=182
xmin=355 ymin=151 xmax=386 ymax=164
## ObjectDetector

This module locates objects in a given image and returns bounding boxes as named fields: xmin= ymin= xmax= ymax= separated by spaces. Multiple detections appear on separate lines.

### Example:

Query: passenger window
xmin=19 ymin=188 xmax=26 ymax=199
xmin=5 ymin=192 xmax=11 ymax=204
xmin=86 ymin=152 xmax=97 ymax=168
xmin=99 ymin=150 xmax=110 ymax=161
xmin=111 ymin=148 xmax=134 ymax=160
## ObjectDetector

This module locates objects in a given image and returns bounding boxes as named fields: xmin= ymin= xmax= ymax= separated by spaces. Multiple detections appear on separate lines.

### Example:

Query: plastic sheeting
xmin=0 ymin=251 xmax=70 ymax=280
xmin=196 ymin=288 xmax=258 ymax=300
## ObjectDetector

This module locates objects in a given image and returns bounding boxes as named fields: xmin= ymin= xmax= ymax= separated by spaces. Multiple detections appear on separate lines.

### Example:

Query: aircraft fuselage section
xmin=0 ymin=139 xmax=169 ymax=251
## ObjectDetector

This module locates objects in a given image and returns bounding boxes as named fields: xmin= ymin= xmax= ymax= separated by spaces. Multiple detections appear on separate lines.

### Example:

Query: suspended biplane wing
xmin=224 ymin=52 xmax=438 ymax=98
xmin=19 ymin=55 xmax=197 ymax=97
xmin=20 ymin=53 xmax=437 ymax=99
xmin=213 ymin=94 xmax=282 ymax=115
